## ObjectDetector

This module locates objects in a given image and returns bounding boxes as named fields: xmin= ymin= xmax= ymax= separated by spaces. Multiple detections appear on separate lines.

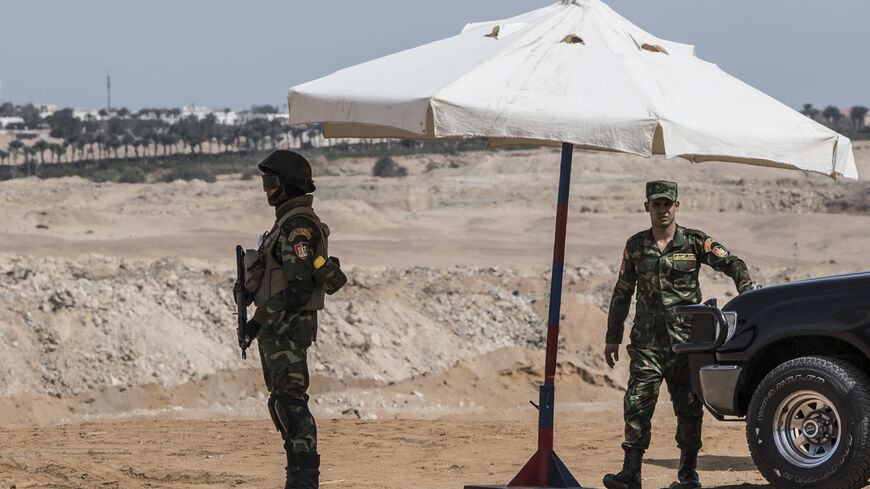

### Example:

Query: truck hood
xmin=723 ymin=271 xmax=870 ymax=320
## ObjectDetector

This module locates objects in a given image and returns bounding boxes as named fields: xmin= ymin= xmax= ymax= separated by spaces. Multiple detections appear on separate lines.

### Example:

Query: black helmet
xmin=258 ymin=150 xmax=316 ymax=193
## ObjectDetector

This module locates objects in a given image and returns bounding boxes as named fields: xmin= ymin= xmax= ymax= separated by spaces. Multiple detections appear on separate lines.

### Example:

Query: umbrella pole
xmin=465 ymin=143 xmax=585 ymax=489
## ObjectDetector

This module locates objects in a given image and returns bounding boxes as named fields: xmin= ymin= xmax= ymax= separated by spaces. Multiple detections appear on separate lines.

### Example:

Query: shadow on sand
xmin=700 ymin=485 xmax=771 ymax=489
xmin=642 ymin=455 xmax=771 ymax=488
xmin=645 ymin=454 xmax=758 ymax=472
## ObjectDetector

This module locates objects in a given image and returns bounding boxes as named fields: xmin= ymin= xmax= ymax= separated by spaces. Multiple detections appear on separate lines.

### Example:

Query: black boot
xmin=603 ymin=448 xmax=643 ymax=489
xmin=668 ymin=450 xmax=701 ymax=489
xmin=296 ymin=452 xmax=320 ymax=489
xmin=284 ymin=451 xmax=299 ymax=489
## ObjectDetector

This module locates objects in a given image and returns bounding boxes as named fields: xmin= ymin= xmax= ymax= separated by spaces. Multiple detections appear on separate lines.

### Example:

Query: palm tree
xmin=94 ymin=133 xmax=108 ymax=160
xmin=850 ymin=106 xmax=868 ymax=134
xmin=9 ymin=139 xmax=24 ymax=168
xmin=76 ymin=137 xmax=90 ymax=167
xmin=221 ymin=130 xmax=235 ymax=154
xmin=22 ymin=146 xmax=35 ymax=177
xmin=122 ymin=133 xmax=136 ymax=158
xmin=822 ymin=106 xmax=842 ymax=128
xmin=133 ymin=138 xmax=144 ymax=158
xmin=800 ymin=103 xmax=820 ymax=119
xmin=107 ymin=135 xmax=122 ymax=159
xmin=33 ymin=139 xmax=49 ymax=176
xmin=52 ymin=142 xmax=67 ymax=163
xmin=0 ymin=149 xmax=8 ymax=178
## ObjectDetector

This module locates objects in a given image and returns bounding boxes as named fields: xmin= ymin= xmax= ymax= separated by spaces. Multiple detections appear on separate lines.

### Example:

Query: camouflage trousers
xmin=258 ymin=310 xmax=318 ymax=454
xmin=622 ymin=344 xmax=703 ymax=451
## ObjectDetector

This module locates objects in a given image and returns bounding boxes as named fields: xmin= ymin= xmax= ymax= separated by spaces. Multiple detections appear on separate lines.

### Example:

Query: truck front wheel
xmin=746 ymin=356 xmax=870 ymax=489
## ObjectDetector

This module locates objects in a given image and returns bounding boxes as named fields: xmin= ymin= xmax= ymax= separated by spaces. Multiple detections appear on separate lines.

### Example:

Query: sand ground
xmin=0 ymin=416 xmax=769 ymax=489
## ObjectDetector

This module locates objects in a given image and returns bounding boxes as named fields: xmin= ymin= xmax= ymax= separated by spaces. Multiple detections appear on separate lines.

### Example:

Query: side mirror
xmin=672 ymin=303 xmax=728 ymax=353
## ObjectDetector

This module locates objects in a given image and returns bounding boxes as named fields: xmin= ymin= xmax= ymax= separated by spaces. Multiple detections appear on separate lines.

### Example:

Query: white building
xmin=0 ymin=116 xmax=25 ymax=128
xmin=37 ymin=104 xmax=59 ymax=119
xmin=72 ymin=108 xmax=104 ymax=121
xmin=214 ymin=110 xmax=239 ymax=125
xmin=181 ymin=105 xmax=212 ymax=121
xmin=237 ymin=111 xmax=289 ymax=124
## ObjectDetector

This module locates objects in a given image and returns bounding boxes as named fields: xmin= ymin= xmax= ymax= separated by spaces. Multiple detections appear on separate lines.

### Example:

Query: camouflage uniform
xmin=606 ymin=224 xmax=754 ymax=451
xmin=252 ymin=200 xmax=322 ymax=455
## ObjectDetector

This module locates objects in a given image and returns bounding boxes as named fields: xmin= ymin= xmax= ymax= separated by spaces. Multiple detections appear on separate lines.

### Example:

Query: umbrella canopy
xmin=288 ymin=0 xmax=857 ymax=180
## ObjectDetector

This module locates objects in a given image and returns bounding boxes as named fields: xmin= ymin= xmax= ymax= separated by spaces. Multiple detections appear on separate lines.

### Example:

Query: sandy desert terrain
xmin=1 ymin=145 xmax=869 ymax=488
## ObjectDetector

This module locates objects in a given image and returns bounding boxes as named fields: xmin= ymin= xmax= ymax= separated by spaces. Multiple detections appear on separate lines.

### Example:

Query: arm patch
xmin=288 ymin=228 xmax=312 ymax=241
xmin=294 ymin=242 xmax=309 ymax=259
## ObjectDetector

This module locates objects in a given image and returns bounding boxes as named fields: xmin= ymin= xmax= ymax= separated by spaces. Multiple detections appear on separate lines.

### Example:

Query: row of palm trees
xmin=1 ymin=107 xmax=324 ymax=177
xmin=800 ymin=104 xmax=869 ymax=134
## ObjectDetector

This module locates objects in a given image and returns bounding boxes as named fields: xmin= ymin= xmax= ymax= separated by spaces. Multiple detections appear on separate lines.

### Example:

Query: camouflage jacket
xmin=605 ymin=225 xmax=754 ymax=348
xmin=251 ymin=198 xmax=322 ymax=329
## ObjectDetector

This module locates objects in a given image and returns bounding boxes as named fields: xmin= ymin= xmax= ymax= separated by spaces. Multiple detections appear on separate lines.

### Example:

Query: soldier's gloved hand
xmin=604 ymin=343 xmax=620 ymax=369
xmin=243 ymin=319 xmax=262 ymax=346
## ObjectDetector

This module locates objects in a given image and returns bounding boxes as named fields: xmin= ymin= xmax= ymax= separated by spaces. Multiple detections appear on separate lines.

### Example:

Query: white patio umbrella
xmin=289 ymin=0 xmax=856 ymax=180
xmin=286 ymin=1 xmax=858 ymax=488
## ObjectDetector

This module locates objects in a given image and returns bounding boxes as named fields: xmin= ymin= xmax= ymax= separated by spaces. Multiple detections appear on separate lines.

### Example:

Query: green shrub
xmin=91 ymin=169 xmax=120 ymax=183
xmin=119 ymin=167 xmax=147 ymax=183
xmin=163 ymin=166 xmax=216 ymax=183
xmin=241 ymin=168 xmax=259 ymax=180
xmin=372 ymin=155 xmax=407 ymax=178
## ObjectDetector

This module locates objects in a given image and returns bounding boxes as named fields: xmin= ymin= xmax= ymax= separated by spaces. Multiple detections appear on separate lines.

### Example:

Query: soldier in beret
xmin=602 ymin=181 xmax=756 ymax=489
xmin=244 ymin=150 xmax=329 ymax=489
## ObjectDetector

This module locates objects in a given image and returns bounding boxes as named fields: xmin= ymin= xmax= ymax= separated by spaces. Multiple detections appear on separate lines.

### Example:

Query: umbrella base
xmin=465 ymin=486 xmax=596 ymax=489
xmin=465 ymin=449 xmax=590 ymax=489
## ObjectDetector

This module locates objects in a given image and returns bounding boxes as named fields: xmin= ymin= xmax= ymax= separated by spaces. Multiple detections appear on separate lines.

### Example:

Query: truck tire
xmin=746 ymin=356 xmax=870 ymax=489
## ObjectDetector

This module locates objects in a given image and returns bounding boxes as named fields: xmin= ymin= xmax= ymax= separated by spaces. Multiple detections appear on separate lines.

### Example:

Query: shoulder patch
xmin=704 ymin=238 xmax=713 ymax=253
xmin=712 ymin=245 xmax=729 ymax=258
xmin=294 ymin=242 xmax=309 ymax=259
xmin=288 ymin=227 xmax=312 ymax=241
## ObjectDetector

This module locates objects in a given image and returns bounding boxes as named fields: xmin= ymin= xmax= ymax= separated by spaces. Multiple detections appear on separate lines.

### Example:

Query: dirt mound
xmin=0 ymin=254 xmax=623 ymax=401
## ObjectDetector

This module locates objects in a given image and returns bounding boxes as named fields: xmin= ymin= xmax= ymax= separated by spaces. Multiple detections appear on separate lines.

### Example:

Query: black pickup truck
xmin=674 ymin=271 xmax=870 ymax=489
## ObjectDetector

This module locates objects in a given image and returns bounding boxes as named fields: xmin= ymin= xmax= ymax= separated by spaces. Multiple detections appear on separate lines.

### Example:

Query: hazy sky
xmin=1 ymin=1 xmax=867 ymax=112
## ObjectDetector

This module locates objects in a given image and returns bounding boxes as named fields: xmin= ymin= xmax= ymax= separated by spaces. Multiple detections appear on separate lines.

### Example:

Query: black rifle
xmin=234 ymin=245 xmax=248 ymax=359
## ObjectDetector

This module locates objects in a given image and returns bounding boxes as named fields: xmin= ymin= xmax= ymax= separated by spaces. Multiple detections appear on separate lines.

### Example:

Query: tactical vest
xmin=245 ymin=198 xmax=329 ymax=311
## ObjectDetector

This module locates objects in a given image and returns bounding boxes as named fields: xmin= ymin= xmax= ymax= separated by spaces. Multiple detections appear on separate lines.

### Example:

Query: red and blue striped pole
xmin=466 ymin=144 xmax=583 ymax=489
xmin=538 ymin=143 xmax=581 ymax=487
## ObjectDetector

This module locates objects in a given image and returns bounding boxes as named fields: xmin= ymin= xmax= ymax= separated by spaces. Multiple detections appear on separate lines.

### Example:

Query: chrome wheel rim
xmin=773 ymin=390 xmax=841 ymax=468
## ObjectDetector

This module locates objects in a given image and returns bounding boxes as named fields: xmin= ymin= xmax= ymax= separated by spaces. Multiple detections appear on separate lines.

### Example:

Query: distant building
xmin=214 ymin=110 xmax=239 ymax=125
xmin=181 ymin=105 xmax=212 ymax=121
xmin=36 ymin=104 xmax=59 ymax=119
xmin=237 ymin=111 xmax=289 ymax=124
xmin=72 ymin=108 xmax=104 ymax=121
xmin=0 ymin=116 xmax=25 ymax=128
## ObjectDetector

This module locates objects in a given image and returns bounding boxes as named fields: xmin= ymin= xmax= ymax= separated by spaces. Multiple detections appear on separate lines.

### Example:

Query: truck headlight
xmin=723 ymin=311 xmax=738 ymax=343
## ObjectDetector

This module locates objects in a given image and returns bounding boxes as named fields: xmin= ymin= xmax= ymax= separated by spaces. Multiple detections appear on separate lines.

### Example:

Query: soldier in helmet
xmin=243 ymin=150 xmax=328 ymax=489
xmin=602 ymin=181 xmax=756 ymax=489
